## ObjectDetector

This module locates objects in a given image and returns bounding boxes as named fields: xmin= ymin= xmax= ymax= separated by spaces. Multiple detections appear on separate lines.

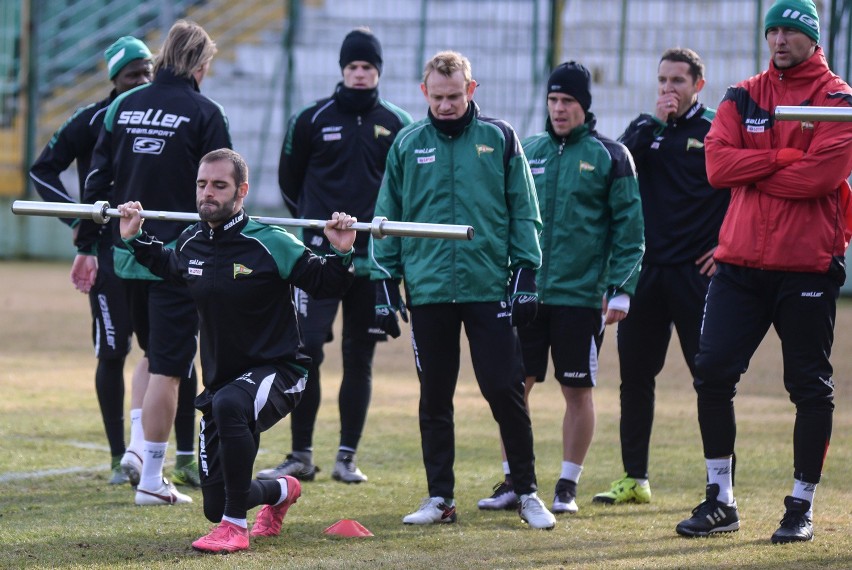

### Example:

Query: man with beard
xmin=675 ymin=0 xmax=852 ymax=544
xmin=117 ymin=148 xmax=357 ymax=553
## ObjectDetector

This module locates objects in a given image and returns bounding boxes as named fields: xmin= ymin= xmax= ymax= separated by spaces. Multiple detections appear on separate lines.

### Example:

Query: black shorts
xmin=518 ymin=304 xmax=604 ymax=388
xmin=89 ymin=244 xmax=132 ymax=359
xmin=124 ymin=279 xmax=198 ymax=377
xmin=195 ymin=363 xmax=306 ymax=486
xmin=294 ymin=275 xmax=386 ymax=344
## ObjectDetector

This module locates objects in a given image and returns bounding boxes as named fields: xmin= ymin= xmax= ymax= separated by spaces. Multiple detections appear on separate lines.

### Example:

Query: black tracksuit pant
xmin=409 ymin=302 xmax=537 ymax=499
xmin=616 ymin=263 xmax=710 ymax=479
xmin=694 ymin=261 xmax=842 ymax=484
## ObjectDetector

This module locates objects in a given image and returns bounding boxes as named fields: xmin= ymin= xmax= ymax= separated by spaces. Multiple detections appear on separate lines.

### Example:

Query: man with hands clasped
xmin=593 ymin=48 xmax=729 ymax=506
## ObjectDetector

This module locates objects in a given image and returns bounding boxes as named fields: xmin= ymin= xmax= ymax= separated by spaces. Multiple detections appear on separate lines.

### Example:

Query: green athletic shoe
xmin=109 ymin=455 xmax=129 ymax=485
xmin=592 ymin=474 xmax=652 ymax=505
xmin=171 ymin=460 xmax=201 ymax=488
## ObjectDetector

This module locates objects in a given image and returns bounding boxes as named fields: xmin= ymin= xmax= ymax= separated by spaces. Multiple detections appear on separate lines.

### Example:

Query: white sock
xmin=275 ymin=477 xmax=290 ymax=506
xmin=139 ymin=440 xmax=168 ymax=491
xmin=222 ymin=515 xmax=247 ymax=529
xmin=128 ymin=409 xmax=143 ymax=451
xmin=502 ymin=461 xmax=511 ymax=477
xmin=792 ymin=479 xmax=816 ymax=518
xmin=560 ymin=461 xmax=583 ymax=484
xmin=706 ymin=457 xmax=734 ymax=505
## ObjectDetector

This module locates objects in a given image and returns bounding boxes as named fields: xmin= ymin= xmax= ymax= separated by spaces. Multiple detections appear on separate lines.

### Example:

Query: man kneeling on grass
xmin=117 ymin=148 xmax=357 ymax=553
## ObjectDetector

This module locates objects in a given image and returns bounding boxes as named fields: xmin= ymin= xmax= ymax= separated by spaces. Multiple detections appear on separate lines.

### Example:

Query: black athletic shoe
xmin=552 ymin=478 xmax=579 ymax=514
xmin=675 ymin=483 xmax=740 ymax=537
xmin=771 ymin=496 xmax=813 ymax=544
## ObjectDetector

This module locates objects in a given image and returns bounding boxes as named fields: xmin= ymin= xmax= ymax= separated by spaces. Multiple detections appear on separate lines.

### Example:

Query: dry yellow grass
xmin=0 ymin=260 xmax=850 ymax=569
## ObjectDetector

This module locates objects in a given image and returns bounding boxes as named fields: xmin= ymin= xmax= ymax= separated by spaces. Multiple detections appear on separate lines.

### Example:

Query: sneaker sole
xmin=521 ymin=518 xmax=555 ymax=530
xmin=476 ymin=499 xmax=518 ymax=511
xmin=331 ymin=472 xmax=367 ymax=484
xmin=191 ymin=545 xmax=246 ymax=554
xmin=771 ymin=533 xmax=813 ymax=544
xmin=675 ymin=522 xmax=740 ymax=537
xmin=120 ymin=451 xmax=142 ymax=487
xmin=403 ymin=510 xmax=457 ymax=525
xmin=257 ymin=468 xmax=318 ymax=481
xmin=591 ymin=496 xmax=650 ymax=505
xmin=403 ymin=516 xmax=457 ymax=525
xmin=135 ymin=488 xmax=193 ymax=506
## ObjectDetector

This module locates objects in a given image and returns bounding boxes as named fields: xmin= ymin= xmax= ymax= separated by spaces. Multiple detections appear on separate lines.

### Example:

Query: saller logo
xmin=133 ymin=137 xmax=165 ymax=154
xmin=117 ymin=109 xmax=191 ymax=128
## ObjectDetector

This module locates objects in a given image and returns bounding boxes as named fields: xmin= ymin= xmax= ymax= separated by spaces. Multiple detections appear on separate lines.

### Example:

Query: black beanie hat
xmin=547 ymin=61 xmax=592 ymax=112
xmin=339 ymin=29 xmax=383 ymax=76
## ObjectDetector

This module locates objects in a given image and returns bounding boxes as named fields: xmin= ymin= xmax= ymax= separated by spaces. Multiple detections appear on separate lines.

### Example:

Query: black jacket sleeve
xmin=77 ymin=127 xmax=115 ymax=253
xmin=121 ymin=231 xmax=185 ymax=283
xmin=278 ymin=111 xmax=312 ymax=212
xmin=287 ymin=249 xmax=355 ymax=300
xmin=29 ymin=108 xmax=96 ymax=228
xmin=618 ymin=114 xmax=662 ymax=164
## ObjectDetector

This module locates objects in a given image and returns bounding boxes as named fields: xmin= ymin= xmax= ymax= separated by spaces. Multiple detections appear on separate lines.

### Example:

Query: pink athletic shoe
xmin=191 ymin=520 xmax=249 ymax=554
xmin=250 ymin=475 xmax=302 ymax=537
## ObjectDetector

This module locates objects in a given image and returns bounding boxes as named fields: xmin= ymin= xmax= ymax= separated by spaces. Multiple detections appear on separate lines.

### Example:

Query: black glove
xmin=375 ymin=278 xmax=408 ymax=338
xmin=508 ymin=267 xmax=538 ymax=327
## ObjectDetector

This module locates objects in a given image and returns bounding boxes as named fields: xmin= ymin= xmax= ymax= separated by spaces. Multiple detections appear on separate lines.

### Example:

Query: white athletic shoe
xmin=135 ymin=478 xmax=193 ymax=506
xmin=477 ymin=479 xmax=518 ymax=510
xmin=120 ymin=449 xmax=142 ymax=487
xmin=402 ymin=497 xmax=457 ymax=525
xmin=519 ymin=493 xmax=556 ymax=530
xmin=331 ymin=454 xmax=368 ymax=483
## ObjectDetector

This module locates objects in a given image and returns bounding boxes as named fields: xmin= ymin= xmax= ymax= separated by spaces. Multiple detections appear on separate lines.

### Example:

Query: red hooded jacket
xmin=705 ymin=47 xmax=852 ymax=273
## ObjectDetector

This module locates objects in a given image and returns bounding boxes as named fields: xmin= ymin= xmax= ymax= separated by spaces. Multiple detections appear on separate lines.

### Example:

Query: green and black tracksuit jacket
xmin=370 ymin=102 xmax=542 ymax=305
xmin=522 ymin=114 xmax=644 ymax=308
xmin=122 ymin=209 xmax=354 ymax=392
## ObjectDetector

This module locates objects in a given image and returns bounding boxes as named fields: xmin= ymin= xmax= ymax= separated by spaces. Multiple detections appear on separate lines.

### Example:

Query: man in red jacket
xmin=675 ymin=0 xmax=852 ymax=544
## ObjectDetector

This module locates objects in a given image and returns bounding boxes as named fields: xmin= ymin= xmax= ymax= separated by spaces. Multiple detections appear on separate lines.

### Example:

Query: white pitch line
xmin=0 ymin=439 xmax=112 ymax=483
xmin=0 ymin=465 xmax=109 ymax=483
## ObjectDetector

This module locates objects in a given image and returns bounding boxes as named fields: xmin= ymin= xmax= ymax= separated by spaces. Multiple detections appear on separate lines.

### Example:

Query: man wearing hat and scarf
xmin=259 ymin=28 xmax=411 ymax=484
xmin=29 ymin=36 xmax=198 ymax=488
xmin=476 ymin=61 xmax=644 ymax=516
xmin=675 ymin=0 xmax=852 ymax=543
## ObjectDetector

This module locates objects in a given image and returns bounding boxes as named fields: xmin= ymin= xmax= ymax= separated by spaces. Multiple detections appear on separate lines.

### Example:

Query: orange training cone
xmin=323 ymin=519 xmax=374 ymax=537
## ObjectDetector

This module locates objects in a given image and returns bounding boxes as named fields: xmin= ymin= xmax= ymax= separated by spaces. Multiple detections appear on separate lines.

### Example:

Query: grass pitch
xmin=0 ymin=261 xmax=850 ymax=569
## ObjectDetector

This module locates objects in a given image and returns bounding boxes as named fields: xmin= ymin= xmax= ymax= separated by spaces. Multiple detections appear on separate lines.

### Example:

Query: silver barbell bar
xmin=10 ymin=200 xmax=475 ymax=241
xmin=775 ymin=106 xmax=852 ymax=122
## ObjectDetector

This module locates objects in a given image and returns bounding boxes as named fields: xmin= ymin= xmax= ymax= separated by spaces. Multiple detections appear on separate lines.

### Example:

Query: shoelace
xmin=779 ymin=511 xmax=810 ymax=529
xmin=691 ymin=499 xmax=718 ymax=517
